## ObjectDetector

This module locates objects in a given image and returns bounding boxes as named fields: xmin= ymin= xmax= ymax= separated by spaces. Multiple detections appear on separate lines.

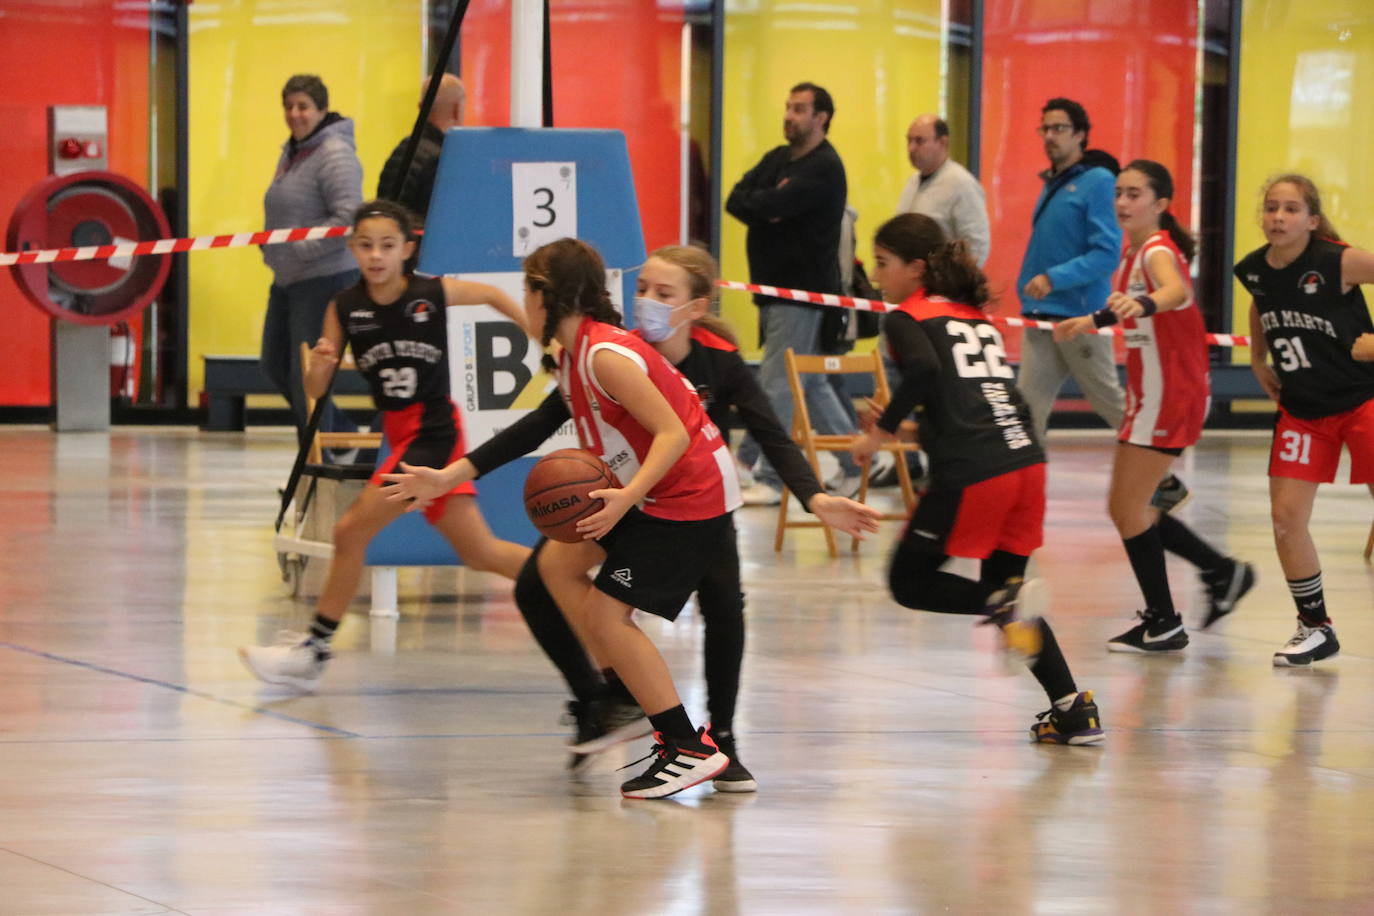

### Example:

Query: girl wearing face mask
xmin=399 ymin=245 xmax=879 ymax=794
xmin=1056 ymin=160 xmax=1254 ymax=654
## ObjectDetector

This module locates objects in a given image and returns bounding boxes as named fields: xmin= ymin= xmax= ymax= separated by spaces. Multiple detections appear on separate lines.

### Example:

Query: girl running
xmin=454 ymin=245 xmax=879 ymax=791
xmin=239 ymin=200 xmax=532 ymax=689
xmin=850 ymin=213 xmax=1104 ymax=745
xmin=1054 ymin=160 xmax=1254 ymax=652
xmin=1234 ymin=174 xmax=1374 ymax=666
xmin=384 ymin=238 xmax=759 ymax=798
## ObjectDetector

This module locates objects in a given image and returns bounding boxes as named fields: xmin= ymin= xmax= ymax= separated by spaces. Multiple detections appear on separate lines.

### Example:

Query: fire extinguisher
xmin=110 ymin=321 xmax=136 ymax=400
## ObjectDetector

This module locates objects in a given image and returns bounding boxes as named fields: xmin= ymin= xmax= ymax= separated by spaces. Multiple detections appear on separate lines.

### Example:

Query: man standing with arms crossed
xmin=727 ymin=82 xmax=861 ymax=505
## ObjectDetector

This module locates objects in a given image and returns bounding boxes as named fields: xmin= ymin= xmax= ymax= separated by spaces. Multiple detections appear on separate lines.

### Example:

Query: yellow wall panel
xmin=719 ymin=0 xmax=944 ymax=355
xmin=1234 ymin=1 xmax=1374 ymax=349
xmin=187 ymin=1 xmax=423 ymax=399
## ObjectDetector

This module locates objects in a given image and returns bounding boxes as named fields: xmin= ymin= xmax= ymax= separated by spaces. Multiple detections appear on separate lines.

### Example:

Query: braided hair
xmin=524 ymin=238 xmax=623 ymax=371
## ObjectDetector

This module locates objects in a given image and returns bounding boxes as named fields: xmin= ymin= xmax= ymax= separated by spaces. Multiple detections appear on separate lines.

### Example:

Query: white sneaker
xmin=620 ymin=729 xmax=730 ymax=799
xmin=825 ymin=470 xmax=863 ymax=498
xmin=1273 ymin=620 xmax=1340 ymax=667
xmin=740 ymin=482 xmax=782 ymax=506
xmin=238 ymin=632 xmax=328 ymax=691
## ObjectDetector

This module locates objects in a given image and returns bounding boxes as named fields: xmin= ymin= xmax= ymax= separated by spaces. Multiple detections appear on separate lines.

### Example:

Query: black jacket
xmin=725 ymin=139 xmax=847 ymax=306
xmin=377 ymin=122 xmax=446 ymax=224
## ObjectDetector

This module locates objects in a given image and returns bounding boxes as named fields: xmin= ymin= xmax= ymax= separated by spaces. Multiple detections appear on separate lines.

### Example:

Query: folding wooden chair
xmin=775 ymin=347 xmax=920 ymax=557
xmin=1365 ymin=519 xmax=1373 ymax=562
xmin=299 ymin=342 xmax=383 ymax=464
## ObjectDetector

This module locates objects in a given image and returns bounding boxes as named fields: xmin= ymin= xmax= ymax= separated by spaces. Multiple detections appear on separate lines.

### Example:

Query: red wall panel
xmin=980 ymin=1 xmax=1198 ymax=357
xmin=462 ymin=0 xmax=683 ymax=253
xmin=0 ymin=2 xmax=150 ymax=407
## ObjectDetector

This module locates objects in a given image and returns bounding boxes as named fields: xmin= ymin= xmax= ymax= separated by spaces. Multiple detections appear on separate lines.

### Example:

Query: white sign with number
xmin=444 ymin=268 xmax=623 ymax=453
xmin=512 ymin=161 xmax=577 ymax=256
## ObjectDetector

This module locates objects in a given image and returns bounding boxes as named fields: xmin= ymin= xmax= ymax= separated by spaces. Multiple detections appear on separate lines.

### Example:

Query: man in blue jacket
xmin=1016 ymin=98 xmax=1124 ymax=445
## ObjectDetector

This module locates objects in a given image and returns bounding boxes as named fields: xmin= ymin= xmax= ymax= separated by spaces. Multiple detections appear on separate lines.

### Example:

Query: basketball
xmin=523 ymin=448 xmax=617 ymax=543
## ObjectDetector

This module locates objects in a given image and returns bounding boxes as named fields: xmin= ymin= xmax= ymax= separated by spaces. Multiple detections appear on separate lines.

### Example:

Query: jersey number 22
xmin=948 ymin=321 xmax=1014 ymax=379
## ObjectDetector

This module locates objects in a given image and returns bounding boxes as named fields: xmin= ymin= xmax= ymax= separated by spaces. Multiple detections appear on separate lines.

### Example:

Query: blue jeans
xmin=260 ymin=269 xmax=360 ymax=446
xmin=739 ymin=302 xmax=858 ymax=489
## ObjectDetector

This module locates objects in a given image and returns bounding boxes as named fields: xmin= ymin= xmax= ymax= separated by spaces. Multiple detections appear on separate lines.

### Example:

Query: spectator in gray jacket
xmin=261 ymin=73 xmax=363 ymax=447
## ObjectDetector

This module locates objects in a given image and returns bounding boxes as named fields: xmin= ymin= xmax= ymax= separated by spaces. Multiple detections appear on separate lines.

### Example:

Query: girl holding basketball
xmin=849 ymin=213 xmax=1103 ymax=745
xmin=239 ymin=200 xmax=531 ymax=690
xmin=454 ymin=245 xmax=880 ymax=791
xmin=1054 ymin=160 xmax=1254 ymax=653
xmin=1233 ymin=173 xmax=1374 ymax=666
xmin=386 ymin=238 xmax=770 ymax=798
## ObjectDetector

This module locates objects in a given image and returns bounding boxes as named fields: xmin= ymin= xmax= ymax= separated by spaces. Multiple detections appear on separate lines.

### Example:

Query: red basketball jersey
xmin=557 ymin=318 xmax=741 ymax=521
xmin=1113 ymin=232 xmax=1210 ymax=448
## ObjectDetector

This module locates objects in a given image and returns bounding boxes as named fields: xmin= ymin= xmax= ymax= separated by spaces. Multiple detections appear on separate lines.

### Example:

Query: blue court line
xmin=0 ymin=641 xmax=359 ymax=738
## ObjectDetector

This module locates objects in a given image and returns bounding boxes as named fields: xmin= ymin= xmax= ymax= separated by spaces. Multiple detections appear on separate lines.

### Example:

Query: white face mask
xmin=635 ymin=296 xmax=692 ymax=342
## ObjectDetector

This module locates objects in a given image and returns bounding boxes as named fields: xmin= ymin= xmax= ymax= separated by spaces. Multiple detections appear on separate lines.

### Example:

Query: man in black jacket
xmin=377 ymin=74 xmax=465 ymax=225
xmin=726 ymin=82 xmax=860 ymax=504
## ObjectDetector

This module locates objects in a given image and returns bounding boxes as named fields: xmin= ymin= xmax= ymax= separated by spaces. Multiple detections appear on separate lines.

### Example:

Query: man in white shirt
xmin=895 ymin=114 xmax=990 ymax=266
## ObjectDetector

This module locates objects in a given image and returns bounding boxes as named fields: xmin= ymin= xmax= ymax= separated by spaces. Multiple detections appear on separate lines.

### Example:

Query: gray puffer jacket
xmin=262 ymin=114 xmax=363 ymax=286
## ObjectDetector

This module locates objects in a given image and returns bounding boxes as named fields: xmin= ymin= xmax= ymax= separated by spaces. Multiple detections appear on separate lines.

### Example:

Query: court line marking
xmin=0 ymin=641 xmax=359 ymax=738
xmin=0 ymin=846 xmax=187 ymax=915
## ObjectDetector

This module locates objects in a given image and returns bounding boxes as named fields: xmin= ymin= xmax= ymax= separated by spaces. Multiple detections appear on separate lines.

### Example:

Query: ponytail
xmin=524 ymin=238 xmax=623 ymax=372
xmin=1122 ymin=159 xmax=1194 ymax=262
xmin=924 ymin=240 xmax=992 ymax=309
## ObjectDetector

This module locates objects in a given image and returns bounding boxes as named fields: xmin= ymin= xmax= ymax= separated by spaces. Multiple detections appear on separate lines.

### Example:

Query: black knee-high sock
xmin=1028 ymin=618 xmax=1077 ymax=702
xmin=600 ymin=667 xmax=636 ymax=705
xmin=1156 ymin=514 xmax=1226 ymax=572
xmin=980 ymin=550 xmax=1030 ymax=593
xmin=512 ymin=545 xmax=603 ymax=705
xmin=697 ymin=535 xmax=746 ymax=733
xmin=1122 ymin=526 xmax=1176 ymax=618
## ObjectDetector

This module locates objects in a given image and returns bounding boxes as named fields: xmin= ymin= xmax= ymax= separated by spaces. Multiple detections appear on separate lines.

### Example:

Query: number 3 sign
xmin=512 ymin=161 xmax=577 ymax=256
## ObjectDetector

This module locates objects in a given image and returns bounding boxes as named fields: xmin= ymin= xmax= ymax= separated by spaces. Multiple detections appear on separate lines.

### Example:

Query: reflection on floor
xmin=2 ymin=426 xmax=1373 ymax=914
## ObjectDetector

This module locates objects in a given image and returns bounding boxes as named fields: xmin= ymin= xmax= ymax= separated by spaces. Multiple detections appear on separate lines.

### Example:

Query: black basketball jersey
xmin=336 ymin=274 xmax=453 ymax=418
xmin=1234 ymin=237 xmax=1374 ymax=419
xmin=879 ymin=291 xmax=1043 ymax=489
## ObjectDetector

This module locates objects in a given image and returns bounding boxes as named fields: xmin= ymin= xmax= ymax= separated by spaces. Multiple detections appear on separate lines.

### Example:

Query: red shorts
xmin=371 ymin=402 xmax=476 ymax=523
xmin=1269 ymin=401 xmax=1374 ymax=484
xmin=905 ymin=463 xmax=1046 ymax=559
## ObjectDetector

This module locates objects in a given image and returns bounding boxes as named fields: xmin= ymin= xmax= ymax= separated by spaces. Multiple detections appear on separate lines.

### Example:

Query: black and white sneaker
xmin=567 ymin=699 xmax=651 ymax=755
xmin=620 ymin=729 xmax=729 ymax=799
xmin=708 ymin=728 xmax=758 ymax=793
xmin=1150 ymin=474 xmax=1192 ymax=514
xmin=1273 ymin=620 xmax=1340 ymax=667
xmin=1200 ymin=559 xmax=1256 ymax=629
xmin=1107 ymin=610 xmax=1189 ymax=653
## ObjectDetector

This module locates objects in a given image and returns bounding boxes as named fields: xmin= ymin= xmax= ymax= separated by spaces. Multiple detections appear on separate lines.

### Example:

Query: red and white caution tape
xmin=0 ymin=224 xmax=1252 ymax=348
xmin=0 ymin=225 xmax=352 ymax=267
xmin=716 ymin=278 xmax=1252 ymax=348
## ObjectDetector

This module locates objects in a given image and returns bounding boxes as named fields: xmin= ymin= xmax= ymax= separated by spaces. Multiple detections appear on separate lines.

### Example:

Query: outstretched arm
xmin=442 ymin=277 xmax=528 ymax=335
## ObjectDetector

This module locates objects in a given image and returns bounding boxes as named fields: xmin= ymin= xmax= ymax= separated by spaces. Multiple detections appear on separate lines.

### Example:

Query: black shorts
xmin=594 ymin=508 xmax=733 ymax=620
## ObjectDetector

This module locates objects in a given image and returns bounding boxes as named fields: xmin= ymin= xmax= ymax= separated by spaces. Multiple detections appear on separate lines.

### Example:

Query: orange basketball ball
xmin=523 ymin=448 xmax=616 ymax=543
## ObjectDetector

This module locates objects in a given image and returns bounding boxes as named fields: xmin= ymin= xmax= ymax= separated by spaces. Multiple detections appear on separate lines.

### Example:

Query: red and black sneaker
xmin=620 ymin=728 xmax=729 ymax=799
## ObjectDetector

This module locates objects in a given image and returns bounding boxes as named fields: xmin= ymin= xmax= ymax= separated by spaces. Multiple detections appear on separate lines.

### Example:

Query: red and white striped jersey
xmin=1113 ymin=231 xmax=1210 ymax=448
xmin=557 ymin=318 xmax=741 ymax=521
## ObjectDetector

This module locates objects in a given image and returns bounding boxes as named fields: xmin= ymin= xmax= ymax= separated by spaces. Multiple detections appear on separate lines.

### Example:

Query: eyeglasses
xmin=1035 ymin=124 xmax=1075 ymax=137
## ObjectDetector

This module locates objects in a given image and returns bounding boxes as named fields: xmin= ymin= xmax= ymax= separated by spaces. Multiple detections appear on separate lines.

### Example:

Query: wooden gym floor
xmin=2 ymin=425 xmax=1373 ymax=914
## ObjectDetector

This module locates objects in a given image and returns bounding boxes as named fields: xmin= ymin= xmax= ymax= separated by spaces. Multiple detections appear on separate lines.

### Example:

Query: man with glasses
xmin=897 ymin=114 xmax=990 ymax=266
xmin=1016 ymin=97 xmax=1124 ymax=446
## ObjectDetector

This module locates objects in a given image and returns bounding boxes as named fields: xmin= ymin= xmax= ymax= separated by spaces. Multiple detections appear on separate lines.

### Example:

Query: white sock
xmin=1053 ymin=692 xmax=1078 ymax=711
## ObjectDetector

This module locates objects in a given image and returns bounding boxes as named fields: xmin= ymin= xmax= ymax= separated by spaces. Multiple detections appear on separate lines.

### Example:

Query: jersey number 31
xmin=947 ymin=321 xmax=1014 ymax=379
